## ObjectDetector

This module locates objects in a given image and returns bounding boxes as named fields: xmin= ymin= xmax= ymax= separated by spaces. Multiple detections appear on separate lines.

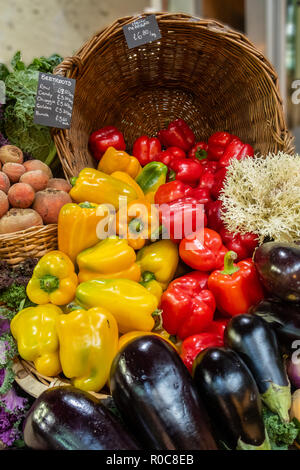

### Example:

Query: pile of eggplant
xmin=22 ymin=241 xmax=300 ymax=451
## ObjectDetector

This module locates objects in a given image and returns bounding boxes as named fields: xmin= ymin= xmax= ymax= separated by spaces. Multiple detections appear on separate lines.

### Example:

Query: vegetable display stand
xmin=53 ymin=13 xmax=293 ymax=179
xmin=0 ymin=224 xmax=58 ymax=266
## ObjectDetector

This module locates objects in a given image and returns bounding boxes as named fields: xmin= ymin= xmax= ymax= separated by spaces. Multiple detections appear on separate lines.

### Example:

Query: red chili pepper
xmin=188 ymin=142 xmax=208 ymax=161
xmin=159 ymin=197 xmax=207 ymax=243
xmin=218 ymin=139 xmax=254 ymax=168
xmin=179 ymin=228 xmax=228 ymax=272
xmin=219 ymin=228 xmax=259 ymax=261
xmin=161 ymin=271 xmax=215 ymax=340
xmin=89 ymin=126 xmax=126 ymax=161
xmin=205 ymin=200 xmax=224 ymax=232
xmin=168 ymin=158 xmax=203 ymax=186
xmin=208 ymin=251 xmax=265 ymax=317
xmin=157 ymin=119 xmax=195 ymax=152
xmin=132 ymin=136 xmax=162 ymax=166
xmin=154 ymin=180 xmax=193 ymax=205
xmin=180 ymin=332 xmax=224 ymax=373
xmin=157 ymin=147 xmax=186 ymax=167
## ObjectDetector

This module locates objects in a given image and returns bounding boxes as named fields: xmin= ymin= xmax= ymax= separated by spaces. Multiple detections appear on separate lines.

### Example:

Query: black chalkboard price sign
xmin=123 ymin=15 xmax=162 ymax=49
xmin=33 ymin=72 xmax=76 ymax=129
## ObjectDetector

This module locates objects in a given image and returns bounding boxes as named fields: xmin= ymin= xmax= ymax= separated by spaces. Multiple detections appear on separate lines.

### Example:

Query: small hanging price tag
xmin=33 ymin=72 xmax=76 ymax=129
xmin=123 ymin=15 xmax=161 ymax=49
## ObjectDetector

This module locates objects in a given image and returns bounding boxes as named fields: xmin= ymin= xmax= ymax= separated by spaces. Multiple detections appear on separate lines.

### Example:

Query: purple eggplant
xmin=224 ymin=314 xmax=291 ymax=423
xmin=193 ymin=347 xmax=270 ymax=450
xmin=110 ymin=335 xmax=217 ymax=450
xmin=254 ymin=242 xmax=300 ymax=303
xmin=251 ymin=299 xmax=300 ymax=352
xmin=23 ymin=386 xmax=140 ymax=450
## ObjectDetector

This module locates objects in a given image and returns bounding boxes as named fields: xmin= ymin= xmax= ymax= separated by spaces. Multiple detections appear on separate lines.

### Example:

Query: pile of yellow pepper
xmin=11 ymin=147 xmax=180 ymax=393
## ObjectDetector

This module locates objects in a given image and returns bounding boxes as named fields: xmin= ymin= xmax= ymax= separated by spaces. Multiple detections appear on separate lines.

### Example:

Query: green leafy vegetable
xmin=262 ymin=406 xmax=299 ymax=450
xmin=2 ymin=51 xmax=63 ymax=166
xmin=0 ymin=284 xmax=34 ymax=311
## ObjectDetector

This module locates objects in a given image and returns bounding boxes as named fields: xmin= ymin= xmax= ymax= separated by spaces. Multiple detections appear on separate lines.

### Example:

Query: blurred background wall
xmin=1 ymin=0 xmax=300 ymax=151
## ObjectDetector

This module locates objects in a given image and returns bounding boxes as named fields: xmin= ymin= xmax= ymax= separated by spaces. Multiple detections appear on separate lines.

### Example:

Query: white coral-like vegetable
xmin=219 ymin=152 xmax=300 ymax=243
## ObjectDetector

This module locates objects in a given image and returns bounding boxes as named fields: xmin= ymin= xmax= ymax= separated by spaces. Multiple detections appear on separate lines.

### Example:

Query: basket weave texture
xmin=53 ymin=13 xmax=294 ymax=179
xmin=0 ymin=224 xmax=57 ymax=266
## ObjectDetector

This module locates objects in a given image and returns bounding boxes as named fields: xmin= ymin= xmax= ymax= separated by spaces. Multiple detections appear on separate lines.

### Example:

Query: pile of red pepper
xmin=89 ymin=119 xmax=265 ymax=374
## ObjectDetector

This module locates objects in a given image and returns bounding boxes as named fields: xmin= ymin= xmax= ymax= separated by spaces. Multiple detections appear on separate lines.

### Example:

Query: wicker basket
xmin=15 ymin=13 xmax=294 ymax=399
xmin=53 ymin=12 xmax=294 ymax=179
xmin=0 ymin=224 xmax=57 ymax=266
xmin=12 ymin=357 xmax=109 ymax=400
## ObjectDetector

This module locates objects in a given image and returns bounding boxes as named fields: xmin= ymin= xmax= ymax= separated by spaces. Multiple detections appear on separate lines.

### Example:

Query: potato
xmin=23 ymin=160 xmax=52 ymax=178
xmin=0 ymin=208 xmax=43 ymax=234
xmin=20 ymin=170 xmax=49 ymax=191
xmin=8 ymin=183 xmax=35 ymax=209
xmin=3 ymin=163 xmax=26 ymax=183
xmin=33 ymin=188 xmax=72 ymax=224
xmin=0 ymin=145 xmax=23 ymax=164
xmin=47 ymin=178 xmax=72 ymax=193
xmin=0 ymin=172 xmax=10 ymax=194
xmin=0 ymin=190 xmax=9 ymax=218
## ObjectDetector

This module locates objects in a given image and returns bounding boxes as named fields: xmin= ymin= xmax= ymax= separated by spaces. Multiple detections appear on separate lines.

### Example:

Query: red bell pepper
xmin=207 ymin=132 xmax=236 ymax=161
xmin=157 ymin=119 xmax=195 ymax=152
xmin=132 ymin=136 xmax=162 ymax=166
xmin=157 ymin=147 xmax=186 ymax=167
xmin=205 ymin=317 xmax=230 ymax=338
xmin=179 ymin=228 xmax=228 ymax=272
xmin=188 ymin=142 xmax=208 ymax=161
xmin=161 ymin=271 xmax=215 ymax=340
xmin=205 ymin=200 xmax=224 ymax=232
xmin=208 ymin=251 xmax=265 ymax=317
xmin=210 ymin=167 xmax=227 ymax=200
xmin=89 ymin=126 xmax=126 ymax=161
xmin=218 ymin=138 xmax=254 ymax=168
xmin=159 ymin=197 xmax=207 ymax=243
xmin=180 ymin=332 xmax=224 ymax=373
xmin=154 ymin=180 xmax=193 ymax=205
xmin=168 ymin=158 xmax=203 ymax=186
xmin=219 ymin=228 xmax=259 ymax=261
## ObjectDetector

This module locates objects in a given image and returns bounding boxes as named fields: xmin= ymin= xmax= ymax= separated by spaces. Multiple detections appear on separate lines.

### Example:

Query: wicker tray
xmin=0 ymin=224 xmax=58 ymax=266
xmin=53 ymin=12 xmax=294 ymax=179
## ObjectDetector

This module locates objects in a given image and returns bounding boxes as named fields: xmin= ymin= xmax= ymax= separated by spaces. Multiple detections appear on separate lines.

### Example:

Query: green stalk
xmin=39 ymin=274 xmax=60 ymax=293
xmin=261 ymin=382 xmax=292 ymax=423
xmin=220 ymin=251 xmax=240 ymax=275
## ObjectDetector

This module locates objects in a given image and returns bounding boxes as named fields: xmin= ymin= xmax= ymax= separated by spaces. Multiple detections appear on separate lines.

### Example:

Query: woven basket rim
xmin=13 ymin=357 xmax=110 ymax=400
xmin=0 ymin=223 xmax=57 ymax=241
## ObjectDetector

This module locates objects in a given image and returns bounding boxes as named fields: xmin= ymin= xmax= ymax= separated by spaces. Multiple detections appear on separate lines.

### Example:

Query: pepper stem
xmin=220 ymin=251 xmax=240 ymax=275
xmin=195 ymin=149 xmax=207 ymax=161
xmin=152 ymin=309 xmax=163 ymax=331
xmin=128 ymin=217 xmax=144 ymax=234
xmin=141 ymin=271 xmax=156 ymax=283
xmin=40 ymin=275 xmax=60 ymax=294
xmin=79 ymin=201 xmax=95 ymax=209
xmin=70 ymin=177 xmax=78 ymax=187
xmin=168 ymin=170 xmax=176 ymax=181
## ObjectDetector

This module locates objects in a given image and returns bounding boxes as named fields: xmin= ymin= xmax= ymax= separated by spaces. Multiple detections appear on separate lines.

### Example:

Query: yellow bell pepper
xmin=10 ymin=304 xmax=63 ymax=377
xmin=56 ymin=307 xmax=118 ymax=392
xmin=77 ymin=236 xmax=141 ymax=283
xmin=26 ymin=251 xmax=78 ymax=306
xmin=136 ymin=239 xmax=179 ymax=290
xmin=111 ymin=171 xmax=144 ymax=199
xmin=116 ymin=198 xmax=160 ymax=250
xmin=139 ymin=272 xmax=163 ymax=303
xmin=69 ymin=168 xmax=138 ymax=210
xmin=118 ymin=330 xmax=179 ymax=353
xmin=58 ymin=202 xmax=112 ymax=264
xmin=97 ymin=147 xmax=141 ymax=179
xmin=76 ymin=279 xmax=159 ymax=334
